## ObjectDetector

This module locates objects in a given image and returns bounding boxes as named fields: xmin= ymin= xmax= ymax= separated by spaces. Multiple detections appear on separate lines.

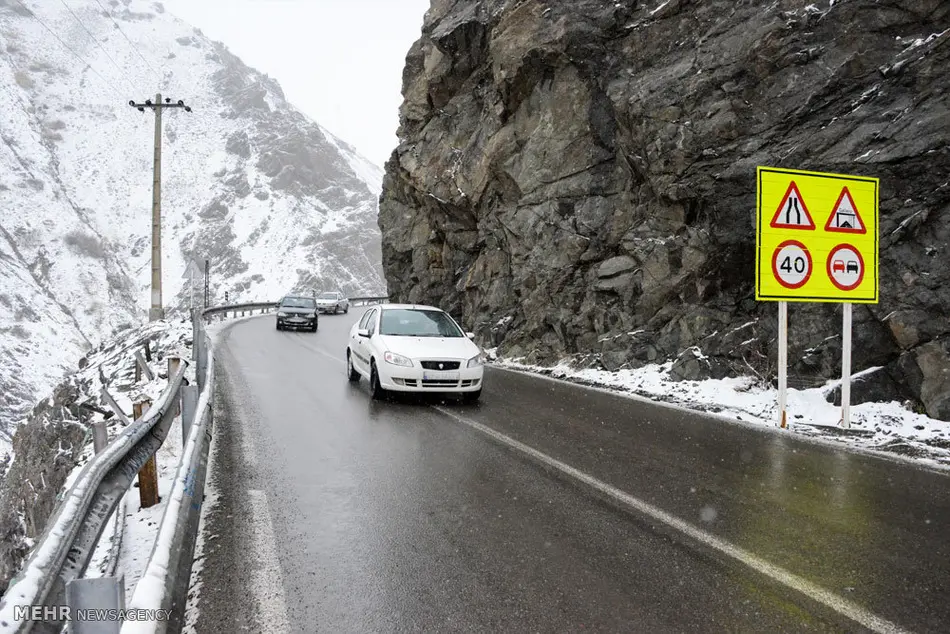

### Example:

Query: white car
xmin=346 ymin=304 xmax=485 ymax=401
xmin=316 ymin=291 xmax=349 ymax=314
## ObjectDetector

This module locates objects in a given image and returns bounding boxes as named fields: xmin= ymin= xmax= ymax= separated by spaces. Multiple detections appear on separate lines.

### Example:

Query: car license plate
xmin=423 ymin=370 xmax=459 ymax=380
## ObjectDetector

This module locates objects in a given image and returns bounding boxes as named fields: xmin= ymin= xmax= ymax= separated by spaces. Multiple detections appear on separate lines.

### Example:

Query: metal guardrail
xmin=0 ymin=303 xmax=265 ymax=634
xmin=198 ymin=301 xmax=277 ymax=319
xmin=119 ymin=309 xmax=219 ymax=634
xmin=0 ymin=365 xmax=188 ymax=634
xmin=198 ymin=298 xmax=387 ymax=312
xmin=346 ymin=296 xmax=389 ymax=306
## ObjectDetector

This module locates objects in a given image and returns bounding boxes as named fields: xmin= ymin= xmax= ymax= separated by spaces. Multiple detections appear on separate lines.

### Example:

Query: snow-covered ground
xmin=490 ymin=353 xmax=950 ymax=469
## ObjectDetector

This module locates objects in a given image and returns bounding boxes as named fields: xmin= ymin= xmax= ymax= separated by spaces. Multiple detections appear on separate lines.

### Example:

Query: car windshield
xmin=318 ymin=292 xmax=338 ymax=299
xmin=281 ymin=297 xmax=315 ymax=308
xmin=379 ymin=309 xmax=464 ymax=337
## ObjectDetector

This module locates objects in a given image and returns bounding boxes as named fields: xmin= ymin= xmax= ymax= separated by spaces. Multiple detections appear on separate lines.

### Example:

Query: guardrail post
xmin=197 ymin=340 xmax=206 ymax=393
xmin=192 ymin=314 xmax=199 ymax=362
xmin=92 ymin=420 xmax=108 ymax=454
xmin=135 ymin=351 xmax=155 ymax=381
xmin=168 ymin=356 xmax=182 ymax=418
xmin=100 ymin=387 xmax=131 ymax=426
xmin=181 ymin=384 xmax=198 ymax=445
xmin=134 ymin=399 xmax=161 ymax=509
xmin=66 ymin=575 xmax=125 ymax=634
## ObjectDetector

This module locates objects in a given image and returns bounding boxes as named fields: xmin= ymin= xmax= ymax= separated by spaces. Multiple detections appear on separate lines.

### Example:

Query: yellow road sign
xmin=756 ymin=166 xmax=878 ymax=303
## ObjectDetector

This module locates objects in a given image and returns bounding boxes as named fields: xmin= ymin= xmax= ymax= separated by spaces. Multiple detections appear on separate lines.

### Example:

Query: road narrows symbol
xmin=826 ymin=244 xmax=864 ymax=291
xmin=771 ymin=240 xmax=812 ymax=289
xmin=769 ymin=181 xmax=816 ymax=230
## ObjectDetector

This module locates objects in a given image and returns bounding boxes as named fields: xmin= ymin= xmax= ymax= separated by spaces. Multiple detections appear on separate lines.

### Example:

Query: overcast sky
xmin=160 ymin=0 xmax=430 ymax=168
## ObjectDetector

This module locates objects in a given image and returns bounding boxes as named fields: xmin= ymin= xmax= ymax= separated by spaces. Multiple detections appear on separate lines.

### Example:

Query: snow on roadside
xmin=493 ymin=355 xmax=950 ymax=468
xmin=180 ymin=412 xmax=222 ymax=634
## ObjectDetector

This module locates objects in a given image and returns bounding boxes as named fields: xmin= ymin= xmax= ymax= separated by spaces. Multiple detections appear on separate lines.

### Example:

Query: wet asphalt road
xmin=191 ymin=307 xmax=950 ymax=633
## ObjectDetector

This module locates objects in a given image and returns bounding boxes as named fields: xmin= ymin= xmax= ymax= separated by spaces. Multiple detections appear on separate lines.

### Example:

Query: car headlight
xmin=278 ymin=311 xmax=288 ymax=317
xmin=466 ymin=352 xmax=486 ymax=368
xmin=306 ymin=312 xmax=316 ymax=318
xmin=383 ymin=351 xmax=413 ymax=367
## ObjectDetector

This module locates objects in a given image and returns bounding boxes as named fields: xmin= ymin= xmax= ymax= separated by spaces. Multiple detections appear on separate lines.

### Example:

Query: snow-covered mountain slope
xmin=0 ymin=0 xmax=387 ymax=437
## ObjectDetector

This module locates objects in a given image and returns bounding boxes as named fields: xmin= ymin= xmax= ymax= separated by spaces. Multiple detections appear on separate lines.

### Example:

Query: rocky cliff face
xmin=378 ymin=0 xmax=950 ymax=420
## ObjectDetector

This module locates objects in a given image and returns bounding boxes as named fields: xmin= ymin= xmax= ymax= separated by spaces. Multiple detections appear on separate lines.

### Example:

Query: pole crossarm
xmin=129 ymin=98 xmax=193 ymax=112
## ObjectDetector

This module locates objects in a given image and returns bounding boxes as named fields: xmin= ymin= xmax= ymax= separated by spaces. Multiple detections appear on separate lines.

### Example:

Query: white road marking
xmin=247 ymin=489 xmax=291 ymax=633
xmin=432 ymin=406 xmax=909 ymax=634
xmin=310 ymin=345 xmax=346 ymax=366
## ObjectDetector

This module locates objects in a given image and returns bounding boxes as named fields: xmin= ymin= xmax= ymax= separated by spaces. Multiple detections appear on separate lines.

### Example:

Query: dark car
xmin=276 ymin=295 xmax=318 ymax=332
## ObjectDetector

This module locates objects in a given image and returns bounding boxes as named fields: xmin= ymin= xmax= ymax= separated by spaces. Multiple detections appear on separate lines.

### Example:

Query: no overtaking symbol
xmin=826 ymin=243 xmax=864 ymax=291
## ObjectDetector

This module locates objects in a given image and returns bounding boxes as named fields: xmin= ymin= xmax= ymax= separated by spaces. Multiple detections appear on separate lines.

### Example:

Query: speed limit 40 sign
xmin=771 ymin=240 xmax=812 ymax=289
xmin=755 ymin=167 xmax=879 ymax=303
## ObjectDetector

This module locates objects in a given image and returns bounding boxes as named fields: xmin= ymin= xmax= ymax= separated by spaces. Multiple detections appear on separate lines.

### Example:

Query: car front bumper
xmin=277 ymin=316 xmax=316 ymax=328
xmin=316 ymin=304 xmax=339 ymax=313
xmin=377 ymin=362 xmax=484 ymax=392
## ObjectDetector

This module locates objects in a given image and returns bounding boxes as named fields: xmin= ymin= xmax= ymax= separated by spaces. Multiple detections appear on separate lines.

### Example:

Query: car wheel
xmin=344 ymin=305 xmax=348 ymax=314
xmin=370 ymin=361 xmax=386 ymax=400
xmin=462 ymin=389 xmax=481 ymax=403
xmin=347 ymin=351 xmax=360 ymax=382
xmin=276 ymin=322 xmax=281 ymax=331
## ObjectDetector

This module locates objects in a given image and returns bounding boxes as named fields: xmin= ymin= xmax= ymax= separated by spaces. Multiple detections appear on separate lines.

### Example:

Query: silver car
xmin=316 ymin=291 xmax=349 ymax=314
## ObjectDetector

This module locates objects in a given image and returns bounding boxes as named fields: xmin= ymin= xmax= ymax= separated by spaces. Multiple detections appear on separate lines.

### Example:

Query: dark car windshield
xmin=281 ymin=297 xmax=315 ymax=308
xmin=318 ymin=292 xmax=338 ymax=299
xmin=379 ymin=309 xmax=464 ymax=337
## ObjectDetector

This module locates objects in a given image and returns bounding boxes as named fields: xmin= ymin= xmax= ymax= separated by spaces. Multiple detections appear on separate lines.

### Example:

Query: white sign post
xmin=840 ymin=302 xmax=852 ymax=429
xmin=778 ymin=301 xmax=788 ymax=428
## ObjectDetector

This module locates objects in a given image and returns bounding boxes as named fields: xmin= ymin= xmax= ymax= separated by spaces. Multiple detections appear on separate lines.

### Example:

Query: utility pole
xmin=129 ymin=94 xmax=192 ymax=321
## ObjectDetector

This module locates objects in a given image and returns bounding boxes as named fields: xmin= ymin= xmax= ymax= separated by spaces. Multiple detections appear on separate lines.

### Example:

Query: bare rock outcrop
xmin=379 ymin=0 xmax=950 ymax=419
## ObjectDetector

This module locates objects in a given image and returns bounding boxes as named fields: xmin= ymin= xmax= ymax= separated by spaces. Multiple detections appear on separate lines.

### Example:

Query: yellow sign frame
xmin=756 ymin=166 xmax=879 ymax=303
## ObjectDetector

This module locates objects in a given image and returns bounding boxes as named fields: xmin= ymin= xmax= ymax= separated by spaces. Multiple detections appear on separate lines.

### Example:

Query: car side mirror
xmin=466 ymin=332 xmax=475 ymax=339
xmin=357 ymin=328 xmax=370 ymax=338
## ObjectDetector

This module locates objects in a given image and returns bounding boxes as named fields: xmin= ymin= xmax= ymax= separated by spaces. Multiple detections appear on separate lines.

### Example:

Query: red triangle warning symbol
xmin=824 ymin=186 xmax=866 ymax=234
xmin=769 ymin=181 xmax=816 ymax=230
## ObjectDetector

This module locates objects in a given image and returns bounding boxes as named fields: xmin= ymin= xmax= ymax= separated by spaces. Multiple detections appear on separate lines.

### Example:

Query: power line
xmin=11 ymin=0 xmax=123 ymax=99
xmin=57 ymin=0 xmax=139 ymax=92
xmin=91 ymin=0 xmax=163 ymax=87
